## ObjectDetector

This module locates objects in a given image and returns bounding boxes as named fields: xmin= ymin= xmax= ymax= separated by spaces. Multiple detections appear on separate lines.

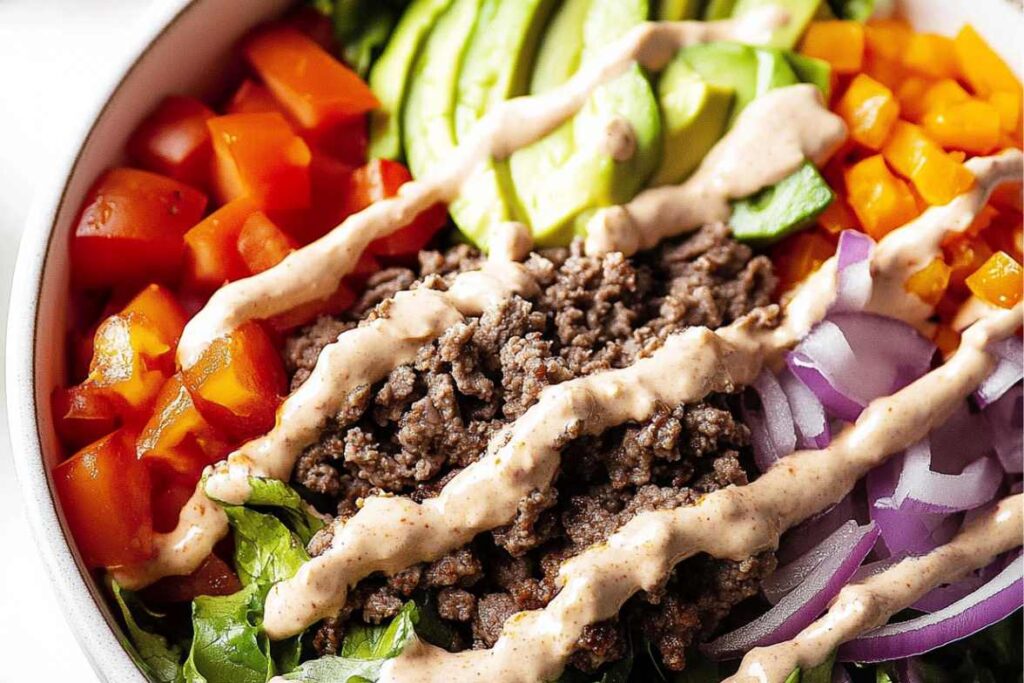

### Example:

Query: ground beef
xmin=286 ymin=224 xmax=778 ymax=674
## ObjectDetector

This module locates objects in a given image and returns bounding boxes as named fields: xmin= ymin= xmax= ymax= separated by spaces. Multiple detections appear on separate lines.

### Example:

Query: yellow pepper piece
xmin=965 ymin=251 xmax=1023 ymax=308
xmin=905 ymin=257 xmax=952 ymax=307
xmin=904 ymin=33 xmax=960 ymax=80
xmin=836 ymin=74 xmax=900 ymax=150
xmin=988 ymin=91 xmax=1022 ymax=135
xmin=896 ymin=77 xmax=936 ymax=122
xmin=954 ymin=25 xmax=1022 ymax=99
xmin=944 ymin=236 xmax=994 ymax=291
xmin=864 ymin=19 xmax=913 ymax=62
xmin=922 ymin=98 xmax=1002 ymax=155
xmin=800 ymin=21 xmax=865 ymax=74
xmin=845 ymin=154 xmax=920 ymax=240
xmin=882 ymin=121 xmax=976 ymax=205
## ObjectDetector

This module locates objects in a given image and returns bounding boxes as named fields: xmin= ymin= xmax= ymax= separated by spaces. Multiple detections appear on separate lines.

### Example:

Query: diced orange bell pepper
xmin=903 ymin=33 xmax=960 ymax=80
xmin=800 ymin=21 xmax=865 ymax=74
xmin=182 ymin=321 xmax=286 ymax=439
xmin=985 ymin=211 xmax=1024 ymax=263
xmin=120 ymin=284 xmax=187 ymax=351
xmin=340 ymin=160 xmax=448 ymax=257
xmin=965 ymin=205 xmax=999 ymax=239
xmin=954 ymin=25 xmax=1022 ymax=99
xmin=144 ymin=553 xmax=242 ymax=603
xmin=904 ymin=257 xmax=952 ymax=307
xmin=921 ymin=98 xmax=1002 ymax=155
xmin=51 ymin=386 xmax=120 ymax=450
xmin=243 ymin=26 xmax=378 ymax=130
xmin=818 ymin=196 xmax=860 ymax=235
xmin=138 ymin=375 xmax=229 ymax=475
xmin=53 ymin=429 xmax=153 ymax=568
xmin=988 ymin=91 xmax=1022 ymax=134
xmin=896 ymin=77 xmax=937 ymax=122
xmin=86 ymin=312 xmax=174 ymax=411
xmin=208 ymin=112 xmax=312 ymax=211
xmin=921 ymin=79 xmax=971 ymax=113
xmin=183 ymin=197 xmax=257 ymax=291
xmin=127 ymin=96 xmax=215 ymax=189
xmin=227 ymin=79 xmax=284 ymax=116
xmin=771 ymin=230 xmax=837 ymax=295
xmin=944 ymin=236 xmax=994 ymax=291
xmin=965 ymin=251 xmax=1023 ymax=308
xmin=932 ymin=323 xmax=961 ymax=356
xmin=72 ymin=168 xmax=208 ymax=288
xmin=845 ymin=155 xmax=920 ymax=239
xmin=864 ymin=19 xmax=913 ymax=62
xmin=882 ymin=122 xmax=976 ymax=206
xmin=836 ymin=74 xmax=900 ymax=150
xmin=237 ymin=211 xmax=296 ymax=275
xmin=267 ymin=283 xmax=357 ymax=334
xmin=862 ymin=53 xmax=905 ymax=93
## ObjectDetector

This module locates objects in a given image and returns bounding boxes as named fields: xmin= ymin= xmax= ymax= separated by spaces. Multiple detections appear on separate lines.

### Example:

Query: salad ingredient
xmin=208 ymin=112 xmax=312 ymax=211
xmin=965 ymin=250 xmax=1023 ymax=308
xmin=112 ymin=582 xmax=183 ymax=683
xmin=72 ymin=168 xmax=208 ymax=288
xmin=237 ymin=212 xmax=296 ymax=275
xmin=730 ymin=161 xmax=834 ymax=244
xmin=783 ymin=51 xmax=832 ymax=100
xmin=51 ymin=385 xmax=120 ymax=450
xmin=368 ymin=0 xmax=455 ymax=160
xmin=903 ymin=257 xmax=951 ymax=308
xmin=244 ymin=26 xmax=379 ymax=130
xmin=843 ymin=155 xmax=918 ymax=239
xmin=652 ymin=54 xmax=734 ymax=186
xmin=799 ymin=20 xmax=864 ymax=74
xmin=882 ymin=121 xmax=976 ymax=206
xmin=87 ymin=312 xmax=174 ymax=412
xmin=732 ymin=0 xmax=822 ymax=48
xmin=318 ymin=0 xmax=413 ymax=77
xmin=921 ymin=97 xmax=1001 ymax=155
xmin=878 ymin=438 xmax=1002 ymax=514
xmin=836 ymin=74 xmax=899 ymax=150
xmin=183 ymin=197 xmax=259 ymax=291
xmin=975 ymin=336 xmax=1023 ymax=407
xmin=137 ymin=374 xmax=228 ymax=475
xmin=144 ymin=553 xmax=242 ymax=603
xmin=903 ymin=33 xmax=958 ymax=80
xmin=772 ymin=230 xmax=835 ymax=294
xmin=954 ymin=25 xmax=1022 ymax=99
xmin=53 ymin=429 xmax=153 ymax=567
xmin=127 ymin=95 xmax=216 ymax=189
xmin=658 ymin=0 xmax=703 ymax=20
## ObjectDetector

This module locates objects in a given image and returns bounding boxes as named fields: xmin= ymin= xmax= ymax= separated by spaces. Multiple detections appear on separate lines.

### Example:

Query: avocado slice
xmin=447 ymin=0 xmax=558 ymax=247
xmin=784 ymin=51 xmax=832 ymax=100
xmin=651 ymin=57 xmax=733 ymax=186
xmin=403 ymin=0 xmax=483 ymax=181
xmin=658 ymin=0 xmax=706 ymax=20
xmin=730 ymin=0 xmax=824 ymax=49
xmin=368 ymin=0 xmax=456 ymax=161
xmin=529 ymin=0 xmax=592 ymax=95
xmin=510 ymin=0 xmax=662 ymax=246
xmin=703 ymin=0 xmax=737 ymax=19
xmin=680 ymin=42 xmax=798 ymax=124
xmin=730 ymin=161 xmax=834 ymax=245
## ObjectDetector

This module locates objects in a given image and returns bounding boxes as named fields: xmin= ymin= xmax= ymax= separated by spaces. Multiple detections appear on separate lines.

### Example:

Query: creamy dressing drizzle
xmin=584 ymin=84 xmax=846 ymax=257
xmin=175 ymin=10 xmax=787 ymax=369
xmin=380 ymin=303 xmax=1023 ymax=683
xmin=729 ymin=493 xmax=1023 ymax=683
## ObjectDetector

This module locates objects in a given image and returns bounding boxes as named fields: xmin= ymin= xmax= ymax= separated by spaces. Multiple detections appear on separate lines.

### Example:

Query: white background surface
xmin=0 ymin=2 xmax=154 ymax=679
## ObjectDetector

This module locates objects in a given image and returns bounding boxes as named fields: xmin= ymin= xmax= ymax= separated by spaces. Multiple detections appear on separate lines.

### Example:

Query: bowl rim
xmin=6 ymin=1 xmax=197 ymax=680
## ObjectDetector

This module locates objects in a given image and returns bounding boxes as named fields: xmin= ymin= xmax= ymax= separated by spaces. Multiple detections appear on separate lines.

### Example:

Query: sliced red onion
xmin=911 ymin=551 xmax=1017 ymax=613
xmin=777 ymin=493 xmax=859 ymax=565
xmin=832 ymin=230 xmax=875 ymax=313
xmin=838 ymin=554 xmax=1024 ymax=662
xmin=702 ymin=522 xmax=879 ymax=660
xmin=787 ymin=314 xmax=936 ymax=422
xmin=927 ymin=403 xmax=993 ymax=474
xmin=867 ymin=458 xmax=959 ymax=557
xmin=763 ymin=520 xmax=864 ymax=604
xmin=975 ymin=336 xmax=1023 ymax=408
xmin=881 ymin=439 xmax=1003 ymax=514
xmin=986 ymin=385 xmax=1023 ymax=474
xmin=832 ymin=665 xmax=853 ymax=683
xmin=780 ymin=369 xmax=831 ymax=449
xmin=744 ymin=370 xmax=797 ymax=471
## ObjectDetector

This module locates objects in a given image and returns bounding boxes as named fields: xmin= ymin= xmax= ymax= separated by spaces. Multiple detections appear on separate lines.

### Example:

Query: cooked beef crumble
xmin=285 ymin=223 xmax=779 ymax=673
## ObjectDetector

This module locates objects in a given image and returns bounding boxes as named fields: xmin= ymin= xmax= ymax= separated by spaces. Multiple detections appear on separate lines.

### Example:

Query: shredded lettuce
xmin=111 ymin=582 xmax=184 ymax=683
xmin=246 ymin=477 xmax=326 ymax=544
xmin=311 ymin=0 xmax=414 ymax=76
xmin=223 ymin=505 xmax=310 ymax=587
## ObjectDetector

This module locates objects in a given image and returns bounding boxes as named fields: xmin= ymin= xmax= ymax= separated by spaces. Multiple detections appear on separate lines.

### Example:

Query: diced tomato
xmin=51 ymin=386 xmax=120 ymax=450
xmin=183 ymin=197 xmax=257 ymax=290
xmin=144 ymin=553 xmax=242 ymax=603
xmin=182 ymin=322 xmax=286 ymax=439
xmin=208 ymin=112 xmax=312 ymax=211
xmin=339 ymin=160 xmax=448 ymax=257
xmin=303 ymin=115 xmax=369 ymax=168
xmin=237 ymin=212 xmax=296 ymax=275
xmin=268 ymin=283 xmax=357 ymax=334
xmin=138 ymin=375 xmax=229 ymax=475
xmin=86 ymin=312 xmax=174 ymax=412
xmin=127 ymin=96 xmax=215 ymax=189
xmin=347 ymin=251 xmax=381 ymax=284
xmin=53 ymin=429 xmax=153 ymax=568
xmin=150 ymin=468 xmax=200 ymax=534
xmin=120 ymin=284 xmax=188 ymax=350
xmin=278 ymin=152 xmax=356 ymax=244
xmin=226 ymin=79 xmax=284 ymax=116
xmin=243 ymin=26 xmax=378 ymax=130
xmin=71 ymin=168 xmax=207 ymax=288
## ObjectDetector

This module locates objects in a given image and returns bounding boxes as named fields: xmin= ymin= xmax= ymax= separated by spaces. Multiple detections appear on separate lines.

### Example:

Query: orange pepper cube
xmin=904 ymin=257 xmax=952 ymax=307
xmin=184 ymin=197 xmax=258 ymax=291
xmin=844 ymin=155 xmax=920 ymax=239
xmin=882 ymin=122 xmax=976 ymax=206
xmin=954 ymin=25 xmax=1022 ymax=99
xmin=243 ymin=26 xmax=379 ymax=130
xmin=800 ymin=21 xmax=865 ymax=74
xmin=944 ymin=237 xmax=994 ymax=291
xmin=988 ymin=91 xmax=1022 ymax=134
xmin=965 ymin=251 xmax=1023 ymax=308
xmin=903 ymin=33 xmax=959 ymax=80
xmin=836 ymin=74 xmax=900 ymax=150
xmin=208 ymin=112 xmax=312 ymax=211
xmin=183 ymin=322 xmax=286 ymax=439
xmin=921 ymin=98 xmax=1002 ymax=155
xmin=770 ymin=230 xmax=837 ymax=295
xmin=237 ymin=212 xmax=296 ymax=275
xmin=53 ymin=429 xmax=153 ymax=568
xmin=120 ymin=284 xmax=188 ymax=350
xmin=864 ymin=19 xmax=912 ymax=62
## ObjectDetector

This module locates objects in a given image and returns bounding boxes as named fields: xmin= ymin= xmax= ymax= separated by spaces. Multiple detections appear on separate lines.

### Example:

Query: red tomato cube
xmin=127 ymin=96 xmax=216 ymax=188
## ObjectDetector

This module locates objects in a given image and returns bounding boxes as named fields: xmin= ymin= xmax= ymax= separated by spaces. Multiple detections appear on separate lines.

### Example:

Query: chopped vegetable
xmin=921 ymin=98 xmax=1002 ymax=155
xmin=86 ymin=312 xmax=174 ymax=412
xmin=731 ymin=162 xmax=835 ymax=245
xmin=137 ymin=374 xmax=228 ymax=475
xmin=965 ymin=251 xmax=1023 ymax=309
xmin=903 ymin=33 xmax=959 ymax=80
xmin=144 ymin=553 xmax=242 ymax=604
xmin=904 ymin=258 xmax=951 ymax=307
xmin=183 ymin=197 xmax=257 ymax=291
xmin=836 ymin=74 xmax=900 ymax=150
xmin=882 ymin=121 xmax=976 ymax=206
xmin=799 ymin=21 xmax=864 ymax=74
xmin=127 ymin=95 xmax=216 ymax=189
xmin=844 ymin=154 xmax=919 ymax=239
xmin=954 ymin=25 xmax=1022 ymax=99
xmin=237 ymin=211 xmax=296 ymax=275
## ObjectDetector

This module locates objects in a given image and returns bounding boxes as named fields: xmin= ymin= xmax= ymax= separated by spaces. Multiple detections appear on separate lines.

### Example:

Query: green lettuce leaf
xmin=826 ymin=0 xmax=874 ymax=21
xmin=183 ymin=584 xmax=273 ymax=683
xmin=311 ymin=0 xmax=413 ymax=76
xmin=284 ymin=602 xmax=420 ymax=682
xmin=111 ymin=582 xmax=183 ymax=683
xmin=246 ymin=477 xmax=326 ymax=544
xmin=779 ymin=651 xmax=837 ymax=683
xmin=223 ymin=505 xmax=310 ymax=587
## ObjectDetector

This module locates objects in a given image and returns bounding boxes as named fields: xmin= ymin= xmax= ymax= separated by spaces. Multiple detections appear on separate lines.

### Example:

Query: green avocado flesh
xmin=368 ymin=0 xmax=456 ymax=161
xmin=658 ymin=0 xmax=705 ymax=20
xmin=509 ymin=0 xmax=662 ymax=246
xmin=730 ymin=0 xmax=824 ymax=49
xmin=730 ymin=161 xmax=834 ymax=245
xmin=783 ymin=51 xmax=833 ymax=100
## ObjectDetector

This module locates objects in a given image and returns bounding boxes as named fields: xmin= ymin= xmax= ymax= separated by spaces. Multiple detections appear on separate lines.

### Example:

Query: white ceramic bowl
xmin=5 ymin=1 xmax=1021 ymax=681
